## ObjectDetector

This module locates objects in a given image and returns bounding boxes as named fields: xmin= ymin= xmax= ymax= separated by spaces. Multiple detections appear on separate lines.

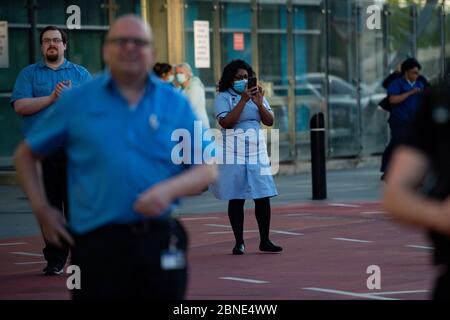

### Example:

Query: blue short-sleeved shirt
xmin=387 ymin=77 xmax=424 ymax=125
xmin=26 ymin=71 xmax=204 ymax=234
xmin=10 ymin=59 xmax=92 ymax=136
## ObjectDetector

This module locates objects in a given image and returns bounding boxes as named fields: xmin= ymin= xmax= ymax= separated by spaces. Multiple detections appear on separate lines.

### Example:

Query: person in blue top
xmin=14 ymin=15 xmax=217 ymax=299
xmin=210 ymin=59 xmax=282 ymax=255
xmin=380 ymin=58 xmax=426 ymax=180
xmin=10 ymin=26 xmax=91 ymax=275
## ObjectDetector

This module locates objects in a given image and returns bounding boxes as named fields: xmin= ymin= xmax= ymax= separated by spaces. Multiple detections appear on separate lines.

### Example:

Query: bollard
xmin=310 ymin=112 xmax=327 ymax=200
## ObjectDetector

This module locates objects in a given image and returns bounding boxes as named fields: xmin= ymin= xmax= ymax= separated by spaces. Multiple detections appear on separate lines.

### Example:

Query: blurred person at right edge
xmin=380 ymin=58 xmax=427 ymax=180
xmin=175 ymin=63 xmax=210 ymax=128
xmin=383 ymin=70 xmax=450 ymax=300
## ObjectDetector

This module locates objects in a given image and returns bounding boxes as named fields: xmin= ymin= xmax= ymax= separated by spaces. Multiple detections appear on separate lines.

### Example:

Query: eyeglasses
xmin=42 ymin=38 xmax=64 ymax=45
xmin=107 ymin=37 xmax=151 ymax=48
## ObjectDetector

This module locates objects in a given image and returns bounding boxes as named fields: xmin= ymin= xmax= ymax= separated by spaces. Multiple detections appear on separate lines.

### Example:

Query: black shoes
xmin=232 ymin=240 xmax=283 ymax=254
xmin=42 ymin=261 xmax=65 ymax=276
xmin=232 ymin=243 xmax=245 ymax=255
xmin=259 ymin=239 xmax=283 ymax=253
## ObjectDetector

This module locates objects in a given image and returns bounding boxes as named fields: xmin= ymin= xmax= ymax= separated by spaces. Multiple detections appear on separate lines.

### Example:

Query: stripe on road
xmin=271 ymin=230 xmax=303 ymax=236
xmin=10 ymin=252 xmax=44 ymax=257
xmin=208 ymin=230 xmax=259 ymax=235
xmin=329 ymin=203 xmax=361 ymax=208
xmin=220 ymin=277 xmax=269 ymax=284
xmin=333 ymin=237 xmax=373 ymax=243
xmin=181 ymin=217 xmax=219 ymax=221
xmin=303 ymin=287 xmax=398 ymax=300
xmin=367 ymin=290 xmax=428 ymax=296
xmin=14 ymin=261 xmax=46 ymax=265
xmin=0 ymin=242 xmax=26 ymax=246
xmin=405 ymin=245 xmax=434 ymax=250
xmin=206 ymin=224 xmax=231 ymax=228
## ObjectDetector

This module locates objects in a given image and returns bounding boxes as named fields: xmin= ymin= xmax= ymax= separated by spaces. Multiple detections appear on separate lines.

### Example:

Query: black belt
xmin=74 ymin=218 xmax=175 ymax=239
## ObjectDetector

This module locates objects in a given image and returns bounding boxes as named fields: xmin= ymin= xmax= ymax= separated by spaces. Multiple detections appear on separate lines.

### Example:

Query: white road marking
xmin=333 ymin=237 xmax=373 ymax=243
xmin=208 ymin=229 xmax=302 ymax=236
xmin=10 ymin=252 xmax=44 ymax=257
xmin=271 ymin=230 xmax=303 ymax=236
xmin=205 ymin=224 xmax=231 ymax=228
xmin=285 ymin=213 xmax=313 ymax=217
xmin=0 ymin=242 xmax=26 ymax=246
xmin=14 ymin=261 xmax=46 ymax=265
xmin=366 ymin=290 xmax=429 ymax=296
xmin=207 ymin=230 xmax=259 ymax=235
xmin=329 ymin=203 xmax=361 ymax=208
xmin=405 ymin=245 xmax=434 ymax=250
xmin=220 ymin=277 xmax=269 ymax=284
xmin=361 ymin=211 xmax=385 ymax=215
xmin=180 ymin=217 xmax=219 ymax=221
xmin=303 ymin=287 xmax=398 ymax=300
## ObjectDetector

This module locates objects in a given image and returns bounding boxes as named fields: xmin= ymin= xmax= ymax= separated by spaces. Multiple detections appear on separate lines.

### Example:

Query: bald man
xmin=14 ymin=15 xmax=217 ymax=299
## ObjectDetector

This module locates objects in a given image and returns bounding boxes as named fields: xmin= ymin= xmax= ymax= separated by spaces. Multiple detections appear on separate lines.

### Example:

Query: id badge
xmin=161 ymin=249 xmax=186 ymax=271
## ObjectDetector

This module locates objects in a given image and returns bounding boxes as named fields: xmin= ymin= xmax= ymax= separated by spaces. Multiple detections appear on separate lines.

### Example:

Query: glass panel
xmin=36 ymin=0 xmax=68 ymax=25
xmin=0 ymin=29 xmax=30 ymax=92
xmin=293 ymin=3 xmax=324 ymax=160
xmin=417 ymin=2 xmax=442 ymax=81
xmin=0 ymin=0 xmax=29 ymax=24
xmin=327 ymin=0 xmax=359 ymax=157
xmin=446 ymin=3 xmax=450 ymax=71
xmin=358 ymin=0 xmax=388 ymax=156
xmin=220 ymin=1 xmax=252 ymax=65
xmin=387 ymin=0 xmax=414 ymax=64
xmin=0 ymin=97 xmax=22 ymax=163
xmin=66 ymin=31 xmax=104 ymax=75
xmin=183 ymin=0 xmax=215 ymax=87
xmin=257 ymin=2 xmax=289 ymax=160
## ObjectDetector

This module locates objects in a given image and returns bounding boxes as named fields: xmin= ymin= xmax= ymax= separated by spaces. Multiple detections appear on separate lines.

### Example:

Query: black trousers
xmin=433 ymin=266 xmax=450 ymax=300
xmin=380 ymin=122 xmax=409 ymax=173
xmin=70 ymin=219 xmax=188 ymax=300
xmin=228 ymin=197 xmax=271 ymax=244
xmin=41 ymin=148 xmax=69 ymax=265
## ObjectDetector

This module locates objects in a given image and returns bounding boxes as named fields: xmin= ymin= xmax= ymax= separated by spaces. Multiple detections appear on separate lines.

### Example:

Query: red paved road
xmin=0 ymin=201 xmax=435 ymax=300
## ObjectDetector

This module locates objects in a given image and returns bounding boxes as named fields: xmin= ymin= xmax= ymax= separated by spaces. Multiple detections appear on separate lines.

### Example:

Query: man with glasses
xmin=14 ymin=15 xmax=216 ymax=299
xmin=380 ymin=58 xmax=426 ymax=180
xmin=11 ymin=26 xmax=91 ymax=276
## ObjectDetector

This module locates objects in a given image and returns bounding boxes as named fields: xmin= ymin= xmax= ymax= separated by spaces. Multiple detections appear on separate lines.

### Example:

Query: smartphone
xmin=247 ymin=77 xmax=257 ymax=89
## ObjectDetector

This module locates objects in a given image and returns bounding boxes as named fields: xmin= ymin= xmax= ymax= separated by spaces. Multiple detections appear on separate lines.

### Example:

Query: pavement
xmin=0 ymin=166 xmax=438 ymax=300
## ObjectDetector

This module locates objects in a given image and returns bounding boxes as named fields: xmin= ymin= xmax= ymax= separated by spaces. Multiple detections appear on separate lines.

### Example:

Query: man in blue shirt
xmin=14 ymin=15 xmax=217 ymax=299
xmin=10 ymin=26 xmax=91 ymax=275
xmin=380 ymin=58 xmax=425 ymax=179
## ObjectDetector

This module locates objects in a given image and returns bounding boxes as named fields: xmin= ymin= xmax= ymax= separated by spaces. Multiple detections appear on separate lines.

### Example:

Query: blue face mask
xmin=233 ymin=79 xmax=247 ymax=93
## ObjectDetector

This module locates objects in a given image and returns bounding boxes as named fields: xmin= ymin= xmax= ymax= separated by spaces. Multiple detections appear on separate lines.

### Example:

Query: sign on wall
xmin=233 ymin=33 xmax=244 ymax=51
xmin=0 ymin=21 xmax=9 ymax=68
xmin=194 ymin=20 xmax=210 ymax=69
